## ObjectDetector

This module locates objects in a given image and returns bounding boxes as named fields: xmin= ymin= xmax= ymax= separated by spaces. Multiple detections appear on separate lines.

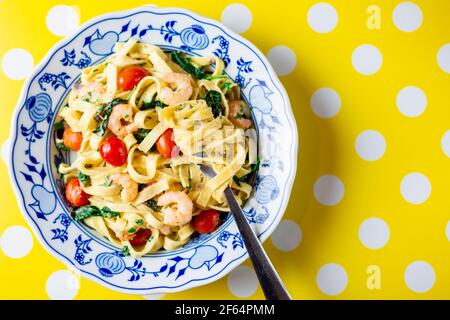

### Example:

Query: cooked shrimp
xmin=111 ymin=173 xmax=138 ymax=203
xmin=157 ymin=191 xmax=193 ymax=226
xmin=228 ymin=100 xmax=252 ymax=129
xmin=107 ymin=103 xmax=139 ymax=138
xmin=159 ymin=72 xmax=193 ymax=106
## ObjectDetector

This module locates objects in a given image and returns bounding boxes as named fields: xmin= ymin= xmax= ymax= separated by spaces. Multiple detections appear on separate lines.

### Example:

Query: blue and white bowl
xmin=8 ymin=6 xmax=298 ymax=294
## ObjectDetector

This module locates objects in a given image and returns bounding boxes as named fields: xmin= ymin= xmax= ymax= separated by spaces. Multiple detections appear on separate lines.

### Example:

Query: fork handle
xmin=224 ymin=187 xmax=292 ymax=300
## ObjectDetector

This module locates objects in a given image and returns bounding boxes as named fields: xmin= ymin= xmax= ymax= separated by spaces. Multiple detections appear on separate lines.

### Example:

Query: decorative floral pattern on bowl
xmin=8 ymin=6 xmax=297 ymax=294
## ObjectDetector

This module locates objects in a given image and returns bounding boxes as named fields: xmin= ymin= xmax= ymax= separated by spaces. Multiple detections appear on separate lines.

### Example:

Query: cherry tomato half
xmin=156 ymin=129 xmax=178 ymax=158
xmin=192 ymin=210 xmax=220 ymax=234
xmin=99 ymin=137 xmax=128 ymax=167
xmin=65 ymin=178 xmax=90 ymax=207
xmin=117 ymin=66 xmax=149 ymax=91
xmin=63 ymin=127 xmax=83 ymax=151
xmin=129 ymin=229 xmax=152 ymax=247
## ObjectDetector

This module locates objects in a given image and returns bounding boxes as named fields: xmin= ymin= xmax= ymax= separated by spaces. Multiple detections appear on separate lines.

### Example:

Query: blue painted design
xmin=212 ymin=36 xmax=230 ymax=65
xmin=139 ymin=21 xmax=210 ymax=51
xmin=84 ymin=21 xmax=138 ymax=56
xmin=74 ymin=235 xmax=93 ymax=265
xmin=255 ymin=175 xmax=279 ymax=205
xmin=179 ymin=25 xmax=209 ymax=50
xmin=60 ymin=49 xmax=92 ymax=69
xmin=96 ymin=252 xmax=126 ymax=277
xmin=243 ymin=207 xmax=270 ymax=224
xmin=217 ymin=231 xmax=244 ymax=249
xmin=51 ymin=213 xmax=71 ymax=242
xmin=25 ymin=93 xmax=52 ymax=123
xmin=235 ymin=57 xmax=253 ymax=88
xmin=38 ymin=72 xmax=71 ymax=91
xmin=249 ymin=80 xmax=281 ymax=131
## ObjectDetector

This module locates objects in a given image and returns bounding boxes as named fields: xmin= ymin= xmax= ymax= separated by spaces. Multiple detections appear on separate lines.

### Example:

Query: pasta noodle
xmin=56 ymin=38 xmax=258 ymax=257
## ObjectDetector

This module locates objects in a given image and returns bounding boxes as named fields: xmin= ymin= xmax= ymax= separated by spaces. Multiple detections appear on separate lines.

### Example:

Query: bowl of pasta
xmin=8 ymin=6 xmax=297 ymax=294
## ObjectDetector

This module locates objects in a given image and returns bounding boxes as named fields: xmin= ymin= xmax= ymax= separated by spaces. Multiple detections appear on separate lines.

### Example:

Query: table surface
xmin=1 ymin=0 xmax=450 ymax=300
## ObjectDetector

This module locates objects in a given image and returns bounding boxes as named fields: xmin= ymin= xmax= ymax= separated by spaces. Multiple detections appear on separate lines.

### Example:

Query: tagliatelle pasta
xmin=56 ymin=38 xmax=258 ymax=257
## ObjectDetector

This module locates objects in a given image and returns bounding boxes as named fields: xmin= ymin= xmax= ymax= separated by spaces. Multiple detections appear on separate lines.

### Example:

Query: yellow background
xmin=1 ymin=0 xmax=450 ymax=299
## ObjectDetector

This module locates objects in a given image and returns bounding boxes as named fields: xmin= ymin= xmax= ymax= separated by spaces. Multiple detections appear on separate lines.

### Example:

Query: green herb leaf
xmin=78 ymin=171 xmax=89 ymax=186
xmin=133 ymin=128 xmax=151 ymax=143
xmin=135 ymin=219 xmax=144 ymax=225
xmin=128 ymin=227 xmax=136 ymax=233
xmin=100 ymin=207 xmax=119 ymax=218
xmin=233 ymin=175 xmax=242 ymax=187
xmin=73 ymin=205 xmax=119 ymax=221
xmin=204 ymin=90 xmax=223 ymax=118
xmin=102 ymin=175 xmax=112 ymax=187
xmin=170 ymin=51 xmax=206 ymax=79
xmin=121 ymin=246 xmax=130 ymax=256
xmin=234 ymin=157 xmax=261 ymax=185
xmin=205 ymin=75 xmax=228 ymax=80
xmin=53 ymin=121 xmax=65 ymax=130
xmin=141 ymin=96 xmax=167 ymax=110
xmin=221 ymin=82 xmax=233 ymax=93
xmin=94 ymin=98 xmax=128 ymax=136
xmin=56 ymin=142 xmax=70 ymax=151
xmin=146 ymin=199 xmax=160 ymax=211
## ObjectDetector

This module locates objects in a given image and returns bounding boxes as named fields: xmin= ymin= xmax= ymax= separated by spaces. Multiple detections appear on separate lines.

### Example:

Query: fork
xmin=196 ymin=164 xmax=292 ymax=300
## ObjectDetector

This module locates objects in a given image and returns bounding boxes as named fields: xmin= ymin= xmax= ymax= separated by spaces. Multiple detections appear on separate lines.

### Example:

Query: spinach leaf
xmin=141 ymin=96 xmax=167 ymax=110
xmin=121 ymin=246 xmax=130 ymax=256
xmin=146 ymin=199 xmax=160 ymax=211
xmin=77 ymin=171 xmax=89 ymax=186
xmin=170 ymin=51 xmax=206 ymax=79
xmin=135 ymin=218 xmax=144 ymax=225
xmin=73 ymin=205 xmax=119 ymax=221
xmin=53 ymin=121 xmax=65 ymax=130
xmin=94 ymin=98 xmax=127 ymax=136
xmin=204 ymin=90 xmax=223 ymax=117
xmin=233 ymin=158 xmax=260 ymax=185
xmin=56 ymin=142 xmax=69 ymax=152
xmin=133 ymin=128 xmax=151 ymax=143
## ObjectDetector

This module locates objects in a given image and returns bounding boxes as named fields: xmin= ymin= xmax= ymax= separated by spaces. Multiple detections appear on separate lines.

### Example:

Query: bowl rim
xmin=7 ymin=5 xmax=298 ymax=295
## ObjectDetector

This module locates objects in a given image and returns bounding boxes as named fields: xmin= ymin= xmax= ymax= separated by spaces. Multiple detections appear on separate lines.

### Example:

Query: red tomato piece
xmin=156 ymin=129 xmax=177 ymax=158
xmin=129 ymin=229 xmax=152 ymax=247
xmin=63 ymin=127 xmax=83 ymax=151
xmin=192 ymin=210 xmax=220 ymax=234
xmin=65 ymin=179 xmax=90 ymax=207
xmin=99 ymin=137 xmax=128 ymax=167
xmin=117 ymin=66 xmax=149 ymax=91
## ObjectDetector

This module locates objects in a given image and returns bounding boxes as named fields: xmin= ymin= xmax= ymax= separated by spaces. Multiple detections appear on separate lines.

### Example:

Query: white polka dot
xmin=317 ymin=263 xmax=348 ymax=296
xmin=442 ymin=130 xmax=450 ymax=158
xmin=445 ymin=221 xmax=450 ymax=241
xmin=1 ymin=225 xmax=33 ymax=258
xmin=404 ymin=261 xmax=435 ymax=293
xmin=46 ymin=5 xmax=79 ymax=37
xmin=227 ymin=265 xmax=258 ymax=298
xmin=46 ymin=269 xmax=80 ymax=300
xmin=311 ymin=88 xmax=341 ymax=118
xmin=307 ymin=3 xmax=338 ymax=33
xmin=393 ymin=2 xmax=423 ymax=32
xmin=352 ymin=44 xmax=383 ymax=75
xmin=271 ymin=220 xmax=302 ymax=252
xmin=1 ymin=137 xmax=10 ymax=164
xmin=221 ymin=3 xmax=252 ymax=34
xmin=396 ymin=86 xmax=427 ymax=117
xmin=358 ymin=218 xmax=390 ymax=249
xmin=400 ymin=172 xmax=431 ymax=204
xmin=1 ymin=48 xmax=34 ymax=80
xmin=355 ymin=130 xmax=386 ymax=161
xmin=437 ymin=44 xmax=450 ymax=73
xmin=143 ymin=293 xmax=165 ymax=300
xmin=266 ymin=46 xmax=297 ymax=76
xmin=314 ymin=175 xmax=344 ymax=206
